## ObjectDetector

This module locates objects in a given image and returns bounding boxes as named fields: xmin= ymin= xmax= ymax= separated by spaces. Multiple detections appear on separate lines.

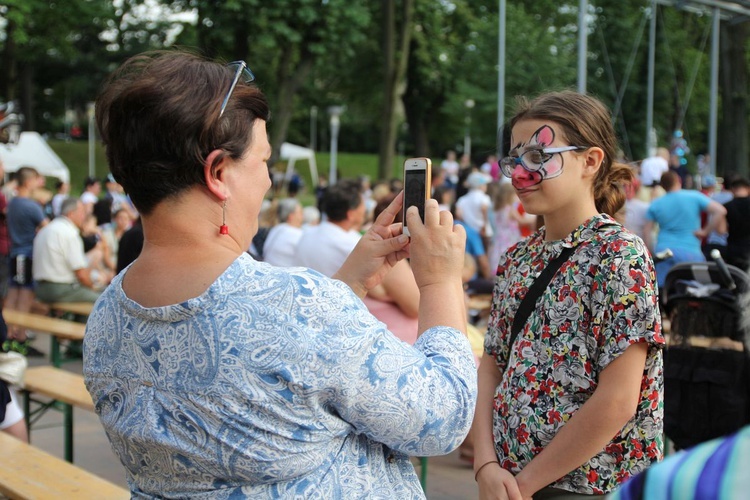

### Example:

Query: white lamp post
xmin=464 ymin=99 xmax=475 ymax=158
xmin=87 ymin=102 xmax=96 ymax=177
xmin=328 ymin=105 xmax=344 ymax=185
xmin=310 ymin=105 xmax=318 ymax=151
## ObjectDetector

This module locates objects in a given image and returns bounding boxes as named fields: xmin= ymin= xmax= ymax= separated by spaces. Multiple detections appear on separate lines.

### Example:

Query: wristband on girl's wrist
xmin=474 ymin=460 xmax=500 ymax=482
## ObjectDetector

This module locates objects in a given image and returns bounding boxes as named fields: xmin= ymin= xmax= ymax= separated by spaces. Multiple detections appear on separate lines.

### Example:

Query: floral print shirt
xmin=84 ymin=253 xmax=477 ymax=499
xmin=485 ymin=214 xmax=664 ymax=494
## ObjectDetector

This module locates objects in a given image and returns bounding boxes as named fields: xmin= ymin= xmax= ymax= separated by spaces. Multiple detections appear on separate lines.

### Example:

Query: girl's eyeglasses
xmin=219 ymin=61 xmax=255 ymax=118
xmin=500 ymin=146 xmax=586 ymax=178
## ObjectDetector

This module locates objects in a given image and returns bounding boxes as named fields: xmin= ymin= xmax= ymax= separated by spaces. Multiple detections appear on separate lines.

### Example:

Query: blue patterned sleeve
xmin=314 ymin=279 xmax=478 ymax=457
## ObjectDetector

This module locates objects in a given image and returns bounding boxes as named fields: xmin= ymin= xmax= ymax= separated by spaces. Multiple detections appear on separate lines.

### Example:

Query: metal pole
xmin=87 ymin=102 xmax=95 ymax=178
xmin=708 ymin=7 xmax=720 ymax=177
xmin=465 ymin=99 xmax=474 ymax=158
xmin=329 ymin=117 xmax=339 ymax=186
xmin=310 ymin=106 xmax=318 ymax=151
xmin=497 ymin=0 xmax=506 ymax=155
xmin=577 ymin=0 xmax=588 ymax=93
xmin=328 ymin=106 xmax=343 ymax=185
xmin=646 ymin=0 xmax=657 ymax=156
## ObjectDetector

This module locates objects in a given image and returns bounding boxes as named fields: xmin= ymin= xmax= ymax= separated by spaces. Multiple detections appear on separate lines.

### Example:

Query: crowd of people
xmin=0 ymin=160 xmax=141 ymax=441
xmin=2 ymin=48 xmax=750 ymax=499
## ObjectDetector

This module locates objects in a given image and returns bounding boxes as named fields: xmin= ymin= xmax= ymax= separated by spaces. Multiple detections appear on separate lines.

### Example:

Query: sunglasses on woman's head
xmin=219 ymin=61 xmax=255 ymax=118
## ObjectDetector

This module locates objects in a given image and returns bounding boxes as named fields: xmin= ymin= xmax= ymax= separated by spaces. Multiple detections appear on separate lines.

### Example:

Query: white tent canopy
xmin=280 ymin=142 xmax=318 ymax=188
xmin=0 ymin=132 xmax=70 ymax=182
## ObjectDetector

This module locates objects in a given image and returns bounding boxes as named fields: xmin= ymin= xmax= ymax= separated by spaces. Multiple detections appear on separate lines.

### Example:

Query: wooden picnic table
xmin=0 ymin=432 xmax=128 ymax=499
xmin=3 ymin=309 xmax=85 ymax=367
xmin=22 ymin=366 xmax=95 ymax=463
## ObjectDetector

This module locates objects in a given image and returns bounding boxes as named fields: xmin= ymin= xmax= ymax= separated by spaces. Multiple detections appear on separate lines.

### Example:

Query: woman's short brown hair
xmin=96 ymin=50 xmax=270 ymax=215
xmin=508 ymin=90 xmax=632 ymax=217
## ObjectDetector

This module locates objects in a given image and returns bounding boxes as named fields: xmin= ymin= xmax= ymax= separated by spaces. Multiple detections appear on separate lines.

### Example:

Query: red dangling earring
xmin=219 ymin=200 xmax=229 ymax=235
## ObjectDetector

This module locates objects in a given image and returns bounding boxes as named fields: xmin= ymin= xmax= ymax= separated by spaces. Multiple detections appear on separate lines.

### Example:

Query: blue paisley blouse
xmin=485 ymin=214 xmax=664 ymax=494
xmin=83 ymin=253 xmax=477 ymax=499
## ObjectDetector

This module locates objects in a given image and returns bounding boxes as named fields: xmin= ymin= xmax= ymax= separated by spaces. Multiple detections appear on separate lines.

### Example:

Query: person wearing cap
xmin=455 ymin=171 xmax=493 ymax=247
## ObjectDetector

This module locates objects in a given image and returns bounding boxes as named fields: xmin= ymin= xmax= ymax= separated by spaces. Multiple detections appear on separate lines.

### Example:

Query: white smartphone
xmin=402 ymin=157 xmax=432 ymax=237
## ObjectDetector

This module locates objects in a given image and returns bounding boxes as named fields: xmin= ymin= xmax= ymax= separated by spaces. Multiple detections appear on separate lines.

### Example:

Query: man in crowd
xmin=263 ymin=198 xmax=304 ymax=267
xmin=32 ymin=197 xmax=101 ymax=304
xmin=720 ymin=177 xmax=750 ymax=270
xmin=293 ymin=179 xmax=364 ymax=276
xmin=643 ymin=170 xmax=726 ymax=288
xmin=4 ymin=167 xmax=48 ymax=355
xmin=0 ymin=160 xmax=9 ymax=310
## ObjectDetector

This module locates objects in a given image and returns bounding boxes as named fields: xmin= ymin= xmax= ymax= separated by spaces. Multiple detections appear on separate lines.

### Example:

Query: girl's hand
xmin=476 ymin=464 xmax=525 ymax=500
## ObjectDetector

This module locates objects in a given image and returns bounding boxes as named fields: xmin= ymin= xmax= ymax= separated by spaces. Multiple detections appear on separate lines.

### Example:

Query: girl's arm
xmin=514 ymin=342 xmax=648 ymax=497
xmin=472 ymin=355 xmax=523 ymax=500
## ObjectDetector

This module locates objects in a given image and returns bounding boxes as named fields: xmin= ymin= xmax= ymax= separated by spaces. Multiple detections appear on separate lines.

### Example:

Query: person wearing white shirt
xmin=263 ymin=198 xmax=304 ymax=267
xmin=455 ymin=172 xmax=493 ymax=236
xmin=441 ymin=150 xmax=460 ymax=188
xmin=50 ymin=180 xmax=70 ymax=217
xmin=33 ymin=197 xmax=101 ymax=303
xmin=294 ymin=180 xmax=365 ymax=276
xmin=80 ymin=176 xmax=101 ymax=214
xmin=639 ymin=148 xmax=670 ymax=189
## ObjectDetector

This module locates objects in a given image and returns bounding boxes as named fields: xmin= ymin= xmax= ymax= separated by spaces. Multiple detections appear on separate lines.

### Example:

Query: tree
xmin=180 ymin=0 xmax=372 ymax=163
xmin=377 ymin=0 xmax=413 ymax=181
xmin=1 ymin=0 xmax=193 ymax=134
xmin=718 ymin=21 xmax=749 ymax=177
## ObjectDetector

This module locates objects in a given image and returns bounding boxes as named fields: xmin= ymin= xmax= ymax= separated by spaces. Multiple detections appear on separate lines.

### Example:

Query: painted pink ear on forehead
xmin=532 ymin=125 xmax=555 ymax=147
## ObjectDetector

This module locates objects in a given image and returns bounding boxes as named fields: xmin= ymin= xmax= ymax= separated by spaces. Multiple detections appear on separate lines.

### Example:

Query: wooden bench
xmin=0 ymin=432 xmax=129 ymax=499
xmin=49 ymin=301 xmax=94 ymax=317
xmin=4 ymin=310 xmax=85 ymax=367
xmin=21 ymin=366 xmax=94 ymax=463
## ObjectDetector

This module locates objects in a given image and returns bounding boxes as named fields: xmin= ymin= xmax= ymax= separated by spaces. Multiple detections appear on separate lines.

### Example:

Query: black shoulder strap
xmin=509 ymin=246 xmax=576 ymax=350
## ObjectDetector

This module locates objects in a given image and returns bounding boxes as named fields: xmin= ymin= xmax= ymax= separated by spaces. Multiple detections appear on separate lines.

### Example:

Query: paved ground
xmin=21 ymin=335 xmax=479 ymax=499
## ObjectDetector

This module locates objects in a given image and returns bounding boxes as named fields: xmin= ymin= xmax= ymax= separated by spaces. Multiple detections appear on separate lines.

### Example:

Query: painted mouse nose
xmin=512 ymin=163 xmax=532 ymax=179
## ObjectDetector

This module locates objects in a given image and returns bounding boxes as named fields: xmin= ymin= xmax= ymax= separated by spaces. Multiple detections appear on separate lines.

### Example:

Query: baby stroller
xmin=662 ymin=253 xmax=750 ymax=450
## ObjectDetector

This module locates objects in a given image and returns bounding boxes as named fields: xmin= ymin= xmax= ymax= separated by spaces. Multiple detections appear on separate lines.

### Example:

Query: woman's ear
xmin=582 ymin=147 xmax=605 ymax=178
xmin=204 ymin=149 xmax=228 ymax=200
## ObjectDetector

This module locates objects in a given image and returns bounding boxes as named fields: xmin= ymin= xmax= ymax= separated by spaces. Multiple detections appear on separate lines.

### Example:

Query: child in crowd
xmin=488 ymin=182 xmax=527 ymax=270
xmin=472 ymin=91 xmax=664 ymax=498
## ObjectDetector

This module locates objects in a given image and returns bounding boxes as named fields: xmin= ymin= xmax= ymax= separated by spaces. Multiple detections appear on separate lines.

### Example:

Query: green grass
xmin=46 ymin=139 xmax=421 ymax=199
xmin=46 ymin=139 xmax=109 ymax=195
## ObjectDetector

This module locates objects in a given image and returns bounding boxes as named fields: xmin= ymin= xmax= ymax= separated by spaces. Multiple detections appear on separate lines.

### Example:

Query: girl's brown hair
xmin=508 ymin=90 xmax=632 ymax=217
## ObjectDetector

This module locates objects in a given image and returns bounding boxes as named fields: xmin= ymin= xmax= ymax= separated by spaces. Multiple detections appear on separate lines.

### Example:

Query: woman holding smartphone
xmin=472 ymin=91 xmax=664 ymax=499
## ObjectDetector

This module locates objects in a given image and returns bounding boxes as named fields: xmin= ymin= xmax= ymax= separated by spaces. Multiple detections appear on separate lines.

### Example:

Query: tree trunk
xmin=377 ymin=0 xmax=413 ymax=181
xmin=20 ymin=64 xmax=34 ymax=132
xmin=718 ymin=21 xmax=748 ymax=178
xmin=378 ymin=0 xmax=396 ymax=181
xmin=269 ymin=47 xmax=314 ymax=167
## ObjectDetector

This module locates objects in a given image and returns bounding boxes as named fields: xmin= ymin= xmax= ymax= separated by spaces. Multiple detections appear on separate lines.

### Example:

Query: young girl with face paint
xmin=471 ymin=91 xmax=664 ymax=499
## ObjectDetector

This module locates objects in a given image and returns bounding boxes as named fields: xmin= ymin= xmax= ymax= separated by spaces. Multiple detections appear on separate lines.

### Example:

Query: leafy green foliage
xmin=1 ymin=0 xmax=748 ymax=179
